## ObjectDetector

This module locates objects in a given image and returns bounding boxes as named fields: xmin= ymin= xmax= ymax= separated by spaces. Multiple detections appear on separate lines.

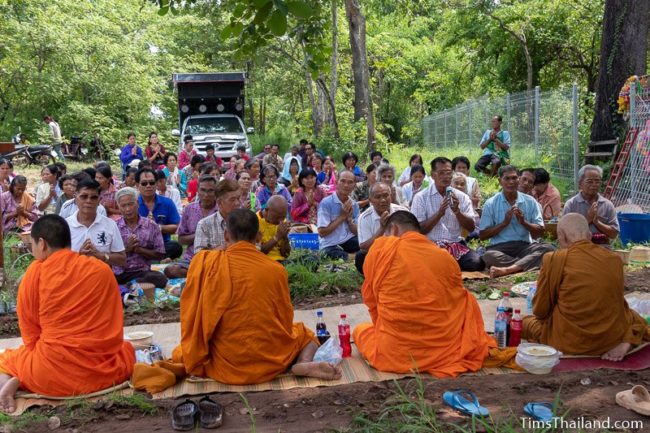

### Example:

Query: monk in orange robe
xmin=171 ymin=208 xmax=341 ymax=384
xmin=0 ymin=215 xmax=135 ymax=413
xmin=353 ymin=211 xmax=494 ymax=377
xmin=523 ymin=213 xmax=650 ymax=360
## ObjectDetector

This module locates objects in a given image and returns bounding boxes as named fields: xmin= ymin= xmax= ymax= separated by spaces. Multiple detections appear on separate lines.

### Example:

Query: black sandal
xmin=198 ymin=395 xmax=224 ymax=429
xmin=171 ymin=399 xmax=199 ymax=431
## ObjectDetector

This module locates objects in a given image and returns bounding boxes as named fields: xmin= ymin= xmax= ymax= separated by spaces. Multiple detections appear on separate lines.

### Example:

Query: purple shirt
xmin=113 ymin=216 xmax=165 ymax=275
xmin=1 ymin=191 xmax=38 ymax=232
xmin=177 ymin=201 xmax=218 ymax=260
xmin=255 ymin=184 xmax=292 ymax=210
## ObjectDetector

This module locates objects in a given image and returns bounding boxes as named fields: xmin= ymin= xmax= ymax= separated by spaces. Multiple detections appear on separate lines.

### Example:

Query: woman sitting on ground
xmin=0 ymin=159 xmax=15 ymax=193
xmin=55 ymin=175 xmax=77 ymax=215
xmin=35 ymin=164 xmax=61 ymax=215
xmin=162 ymin=152 xmax=187 ymax=196
xmin=398 ymin=154 xmax=425 ymax=186
xmin=279 ymin=156 xmax=302 ymax=194
xmin=291 ymin=168 xmax=324 ymax=225
xmin=145 ymin=132 xmax=166 ymax=167
xmin=1 ymin=176 xmax=38 ymax=232
xmin=402 ymin=164 xmax=430 ymax=207
xmin=322 ymin=157 xmax=337 ymax=194
xmin=95 ymin=164 xmax=120 ymax=220
xmin=341 ymin=151 xmax=366 ymax=182
xmin=237 ymin=171 xmax=257 ymax=211
xmin=351 ymin=164 xmax=377 ymax=212
xmin=120 ymin=167 xmax=139 ymax=189
xmin=256 ymin=164 xmax=292 ymax=210
xmin=376 ymin=164 xmax=408 ymax=208
xmin=245 ymin=158 xmax=261 ymax=192
xmin=311 ymin=153 xmax=325 ymax=184
xmin=451 ymin=156 xmax=481 ymax=209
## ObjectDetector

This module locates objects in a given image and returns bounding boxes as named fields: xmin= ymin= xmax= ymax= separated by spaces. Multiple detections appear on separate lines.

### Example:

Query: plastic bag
xmin=314 ymin=335 xmax=343 ymax=365
xmin=515 ymin=343 xmax=561 ymax=374
xmin=626 ymin=297 xmax=650 ymax=317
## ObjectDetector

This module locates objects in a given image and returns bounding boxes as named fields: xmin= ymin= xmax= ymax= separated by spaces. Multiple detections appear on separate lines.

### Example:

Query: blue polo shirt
xmin=317 ymin=193 xmax=360 ymax=249
xmin=479 ymin=191 xmax=543 ymax=246
xmin=138 ymin=194 xmax=180 ymax=242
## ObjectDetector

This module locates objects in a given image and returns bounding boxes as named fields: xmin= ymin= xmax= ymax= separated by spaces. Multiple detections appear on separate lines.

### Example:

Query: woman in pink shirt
xmin=178 ymin=135 xmax=197 ymax=169
xmin=532 ymin=168 xmax=562 ymax=220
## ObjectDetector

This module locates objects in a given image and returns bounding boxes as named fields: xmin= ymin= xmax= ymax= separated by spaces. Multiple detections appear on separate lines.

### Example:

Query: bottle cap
xmin=514 ymin=309 xmax=520 ymax=313
xmin=497 ymin=306 xmax=505 ymax=311
xmin=316 ymin=311 xmax=323 ymax=316
xmin=503 ymin=291 xmax=510 ymax=297
xmin=340 ymin=314 xmax=347 ymax=318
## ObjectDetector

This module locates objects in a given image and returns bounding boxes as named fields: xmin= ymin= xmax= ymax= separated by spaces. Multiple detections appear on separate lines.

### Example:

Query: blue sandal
xmin=443 ymin=389 xmax=490 ymax=417
xmin=523 ymin=402 xmax=556 ymax=422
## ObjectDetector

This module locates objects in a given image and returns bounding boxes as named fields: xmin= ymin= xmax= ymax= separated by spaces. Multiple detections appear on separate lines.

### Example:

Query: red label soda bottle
xmin=338 ymin=314 xmax=352 ymax=358
xmin=508 ymin=309 xmax=523 ymax=347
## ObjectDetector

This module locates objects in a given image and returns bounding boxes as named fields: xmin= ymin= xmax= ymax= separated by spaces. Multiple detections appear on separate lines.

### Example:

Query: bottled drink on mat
xmin=315 ymin=310 xmax=330 ymax=344
xmin=498 ymin=291 xmax=513 ymax=342
xmin=338 ymin=314 xmax=352 ymax=358
xmin=508 ymin=309 xmax=522 ymax=347
xmin=494 ymin=306 xmax=508 ymax=349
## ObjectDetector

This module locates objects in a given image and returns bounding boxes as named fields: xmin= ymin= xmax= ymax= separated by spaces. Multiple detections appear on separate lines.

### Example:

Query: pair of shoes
xmin=171 ymin=396 xmax=224 ymax=431
xmin=443 ymin=389 xmax=560 ymax=421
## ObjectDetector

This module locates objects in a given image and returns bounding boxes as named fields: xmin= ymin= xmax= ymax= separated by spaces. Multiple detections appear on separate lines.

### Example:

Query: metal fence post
xmin=572 ymin=83 xmax=579 ymax=191
xmin=444 ymin=110 xmax=448 ymax=147
xmin=468 ymin=105 xmax=473 ymax=147
xmin=630 ymin=83 xmax=637 ymax=205
xmin=534 ymin=86 xmax=540 ymax=162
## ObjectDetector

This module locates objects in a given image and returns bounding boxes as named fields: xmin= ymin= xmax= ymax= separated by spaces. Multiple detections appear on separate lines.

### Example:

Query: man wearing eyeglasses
xmin=562 ymin=164 xmax=619 ymax=245
xmin=255 ymin=144 xmax=272 ymax=161
xmin=136 ymin=168 xmax=182 ymax=259
xmin=65 ymin=179 xmax=127 ymax=268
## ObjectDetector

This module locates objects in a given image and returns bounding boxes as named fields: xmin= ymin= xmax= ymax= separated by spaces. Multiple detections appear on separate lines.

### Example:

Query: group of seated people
xmin=0 ymin=203 xmax=647 ymax=412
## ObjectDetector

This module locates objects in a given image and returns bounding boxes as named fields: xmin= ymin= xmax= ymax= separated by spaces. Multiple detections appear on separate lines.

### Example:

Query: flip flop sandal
xmin=171 ymin=399 xmax=199 ymax=431
xmin=442 ymin=389 xmax=490 ymax=417
xmin=616 ymin=385 xmax=650 ymax=416
xmin=523 ymin=402 xmax=556 ymax=422
xmin=199 ymin=395 xmax=224 ymax=429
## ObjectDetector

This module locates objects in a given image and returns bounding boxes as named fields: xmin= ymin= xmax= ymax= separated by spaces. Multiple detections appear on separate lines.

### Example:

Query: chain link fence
xmin=611 ymin=85 xmax=650 ymax=212
xmin=422 ymin=85 xmax=580 ymax=190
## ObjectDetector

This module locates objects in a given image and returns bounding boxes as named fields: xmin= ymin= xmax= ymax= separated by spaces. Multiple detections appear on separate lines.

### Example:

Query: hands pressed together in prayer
xmin=586 ymin=202 xmax=599 ymax=224
xmin=125 ymin=234 xmax=139 ymax=253
xmin=342 ymin=199 xmax=355 ymax=225
xmin=275 ymin=220 xmax=291 ymax=240
xmin=79 ymin=239 xmax=98 ymax=257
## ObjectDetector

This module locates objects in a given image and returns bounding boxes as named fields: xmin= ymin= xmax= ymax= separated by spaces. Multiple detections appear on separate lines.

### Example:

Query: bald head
xmin=265 ymin=195 xmax=288 ymax=224
xmin=558 ymin=213 xmax=592 ymax=247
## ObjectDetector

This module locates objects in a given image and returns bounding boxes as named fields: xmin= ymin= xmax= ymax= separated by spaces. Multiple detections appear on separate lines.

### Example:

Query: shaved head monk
xmin=0 ymin=215 xmax=135 ymax=413
xmin=523 ymin=213 xmax=650 ymax=361
xmin=172 ymin=208 xmax=341 ymax=384
xmin=353 ymin=211 xmax=493 ymax=377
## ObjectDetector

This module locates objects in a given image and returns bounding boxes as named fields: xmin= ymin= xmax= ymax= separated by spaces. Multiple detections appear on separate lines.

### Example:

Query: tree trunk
xmin=591 ymin=0 xmax=650 ymax=141
xmin=317 ymin=78 xmax=340 ymax=139
xmin=344 ymin=0 xmax=376 ymax=152
xmin=305 ymin=68 xmax=324 ymax=137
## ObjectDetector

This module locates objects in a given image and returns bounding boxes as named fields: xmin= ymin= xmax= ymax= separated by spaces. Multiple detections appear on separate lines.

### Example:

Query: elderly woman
xmin=376 ymin=164 xmax=408 ymax=208
xmin=1 ymin=176 xmax=38 ymax=232
xmin=452 ymin=156 xmax=481 ymax=209
xmin=398 ymin=154 xmax=425 ymax=186
xmin=35 ymin=164 xmax=61 ymax=215
xmin=280 ymin=156 xmax=302 ymax=194
xmin=237 ymin=171 xmax=257 ymax=211
xmin=342 ymin=151 xmax=365 ymax=182
xmin=256 ymin=164 xmax=292 ymax=210
xmin=533 ymin=168 xmax=562 ymax=220
xmin=402 ymin=164 xmax=430 ymax=207
xmin=291 ymin=168 xmax=324 ymax=224
xmin=563 ymin=164 xmax=619 ymax=245
xmin=351 ymin=164 xmax=377 ymax=212
xmin=95 ymin=164 xmax=120 ymax=220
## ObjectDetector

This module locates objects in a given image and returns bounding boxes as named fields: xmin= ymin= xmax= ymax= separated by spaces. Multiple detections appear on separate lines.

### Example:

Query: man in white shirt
xmin=355 ymin=182 xmax=408 ymax=274
xmin=43 ymin=115 xmax=65 ymax=161
xmin=411 ymin=157 xmax=484 ymax=272
xmin=65 ymin=179 xmax=126 ymax=268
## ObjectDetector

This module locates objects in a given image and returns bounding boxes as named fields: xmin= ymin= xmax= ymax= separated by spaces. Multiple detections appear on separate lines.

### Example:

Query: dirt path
xmin=20 ymin=369 xmax=649 ymax=433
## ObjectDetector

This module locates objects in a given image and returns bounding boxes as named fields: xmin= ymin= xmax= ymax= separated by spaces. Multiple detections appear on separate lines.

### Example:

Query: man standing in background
xmin=44 ymin=115 xmax=65 ymax=161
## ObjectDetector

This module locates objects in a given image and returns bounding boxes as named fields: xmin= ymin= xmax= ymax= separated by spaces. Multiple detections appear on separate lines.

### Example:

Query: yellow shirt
xmin=257 ymin=212 xmax=286 ymax=261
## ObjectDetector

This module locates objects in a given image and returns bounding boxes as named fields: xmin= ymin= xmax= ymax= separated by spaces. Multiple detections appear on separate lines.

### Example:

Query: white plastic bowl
xmin=125 ymin=331 xmax=154 ymax=348
xmin=516 ymin=343 xmax=561 ymax=374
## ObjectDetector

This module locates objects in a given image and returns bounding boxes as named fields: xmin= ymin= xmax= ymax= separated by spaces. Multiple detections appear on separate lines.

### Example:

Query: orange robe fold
xmin=523 ymin=240 xmax=650 ymax=355
xmin=171 ymin=241 xmax=315 ymax=385
xmin=0 ymin=249 xmax=134 ymax=396
xmin=353 ymin=232 xmax=494 ymax=377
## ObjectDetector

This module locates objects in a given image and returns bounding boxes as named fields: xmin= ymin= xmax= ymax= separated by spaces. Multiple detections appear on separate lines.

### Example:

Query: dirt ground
xmin=16 ymin=369 xmax=650 ymax=433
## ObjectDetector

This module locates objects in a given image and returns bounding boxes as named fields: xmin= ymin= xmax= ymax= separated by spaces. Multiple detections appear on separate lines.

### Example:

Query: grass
xmin=240 ymin=393 xmax=257 ymax=433
xmin=108 ymin=393 xmax=158 ymax=415
xmin=286 ymin=250 xmax=364 ymax=301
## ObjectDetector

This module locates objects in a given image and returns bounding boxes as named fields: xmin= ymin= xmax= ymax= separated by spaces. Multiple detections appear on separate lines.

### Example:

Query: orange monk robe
xmin=523 ymin=240 xmax=650 ymax=355
xmin=353 ymin=232 xmax=494 ymax=377
xmin=171 ymin=241 xmax=315 ymax=385
xmin=0 ymin=250 xmax=134 ymax=396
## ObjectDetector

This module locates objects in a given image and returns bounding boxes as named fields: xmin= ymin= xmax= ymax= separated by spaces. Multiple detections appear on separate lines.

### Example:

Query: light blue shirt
xmin=480 ymin=129 xmax=511 ymax=156
xmin=317 ymin=193 xmax=360 ymax=249
xmin=479 ymin=191 xmax=543 ymax=245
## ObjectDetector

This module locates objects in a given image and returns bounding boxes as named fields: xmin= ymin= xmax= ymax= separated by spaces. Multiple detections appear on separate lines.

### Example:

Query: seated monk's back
xmin=358 ymin=232 xmax=491 ymax=376
xmin=543 ymin=240 xmax=634 ymax=354
xmin=0 ymin=249 xmax=134 ymax=396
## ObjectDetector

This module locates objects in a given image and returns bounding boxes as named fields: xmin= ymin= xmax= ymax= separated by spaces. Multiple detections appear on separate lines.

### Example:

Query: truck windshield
xmin=185 ymin=117 xmax=243 ymax=135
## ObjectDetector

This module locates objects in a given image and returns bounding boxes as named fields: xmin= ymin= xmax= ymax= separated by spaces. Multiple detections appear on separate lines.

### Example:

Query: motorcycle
xmin=2 ymin=143 xmax=56 ymax=167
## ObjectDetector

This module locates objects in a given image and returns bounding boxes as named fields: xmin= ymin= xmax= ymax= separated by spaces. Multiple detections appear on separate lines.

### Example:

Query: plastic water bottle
xmin=130 ymin=280 xmax=144 ymax=298
xmin=316 ymin=311 xmax=330 ymax=344
xmin=527 ymin=285 xmax=537 ymax=315
xmin=494 ymin=307 xmax=508 ymax=348
xmin=508 ymin=309 xmax=522 ymax=347
xmin=338 ymin=314 xmax=352 ymax=358
xmin=498 ymin=291 xmax=513 ymax=341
